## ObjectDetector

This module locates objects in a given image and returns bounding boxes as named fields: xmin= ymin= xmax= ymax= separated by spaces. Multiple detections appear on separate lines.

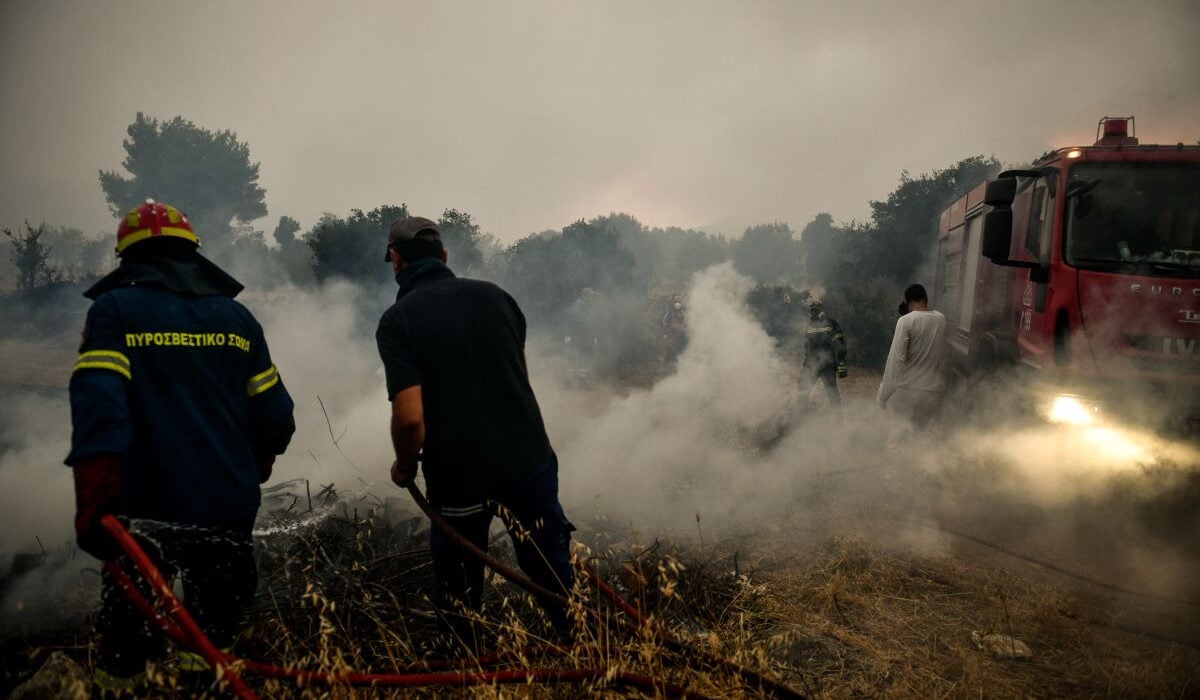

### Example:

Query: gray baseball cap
xmin=384 ymin=216 xmax=441 ymax=261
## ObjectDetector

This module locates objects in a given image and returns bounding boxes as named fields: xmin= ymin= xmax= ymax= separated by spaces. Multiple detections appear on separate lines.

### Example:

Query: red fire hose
xmin=100 ymin=516 xmax=257 ymax=699
xmin=403 ymin=484 xmax=805 ymax=700
xmin=101 ymin=476 xmax=804 ymax=698
xmin=98 ymin=515 xmax=698 ymax=698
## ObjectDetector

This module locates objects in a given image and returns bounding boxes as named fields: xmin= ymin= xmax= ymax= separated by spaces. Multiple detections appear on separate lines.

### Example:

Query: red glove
xmin=73 ymin=455 xmax=123 ymax=560
xmin=257 ymin=453 xmax=276 ymax=484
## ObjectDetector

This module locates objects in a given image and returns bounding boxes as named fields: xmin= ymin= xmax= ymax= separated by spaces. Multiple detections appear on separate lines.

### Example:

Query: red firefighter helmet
xmin=115 ymin=200 xmax=199 ymax=254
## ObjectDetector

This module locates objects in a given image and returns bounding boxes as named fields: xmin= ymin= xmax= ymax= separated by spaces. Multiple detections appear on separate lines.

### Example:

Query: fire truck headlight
xmin=1047 ymin=395 xmax=1099 ymax=425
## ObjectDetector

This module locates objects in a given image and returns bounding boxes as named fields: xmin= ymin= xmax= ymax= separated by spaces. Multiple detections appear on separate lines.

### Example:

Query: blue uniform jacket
xmin=66 ymin=267 xmax=295 ymax=526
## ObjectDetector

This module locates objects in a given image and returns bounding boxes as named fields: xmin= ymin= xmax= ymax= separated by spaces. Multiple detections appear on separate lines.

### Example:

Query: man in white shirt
xmin=878 ymin=284 xmax=947 ymax=425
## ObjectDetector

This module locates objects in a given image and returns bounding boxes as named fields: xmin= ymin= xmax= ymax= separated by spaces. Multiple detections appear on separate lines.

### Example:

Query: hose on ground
xmin=99 ymin=514 xmax=700 ymax=697
xmin=404 ymin=483 xmax=806 ymax=699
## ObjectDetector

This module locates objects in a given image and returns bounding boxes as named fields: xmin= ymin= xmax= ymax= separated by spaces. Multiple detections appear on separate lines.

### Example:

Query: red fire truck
xmin=932 ymin=117 xmax=1199 ymax=431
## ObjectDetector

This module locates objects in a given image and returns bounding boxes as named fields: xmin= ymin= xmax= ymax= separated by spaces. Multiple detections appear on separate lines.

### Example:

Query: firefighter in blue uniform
xmin=803 ymin=299 xmax=848 ymax=405
xmin=66 ymin=201 xmax=295 ymax=695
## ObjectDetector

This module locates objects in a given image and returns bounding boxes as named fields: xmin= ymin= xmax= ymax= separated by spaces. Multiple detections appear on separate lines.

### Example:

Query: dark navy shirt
xmin=67 ymin=285 xmax=295 ymax=525
xmin=375 ymin=260 xmax=551 ymax=503
xmin=804 ymin=315 xmax=847 ymax=371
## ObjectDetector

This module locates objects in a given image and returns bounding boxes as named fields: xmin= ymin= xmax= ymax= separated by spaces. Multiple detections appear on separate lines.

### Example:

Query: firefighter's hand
xmin=256 ymin=453 xmax=276 ymax=484
xmin=391 ymin=459 xmax=417 ymax=488
xmin=837 ymin=363 xmax=848 ymax=379
xmin=73 ymin=455 xmax=123 ymax=560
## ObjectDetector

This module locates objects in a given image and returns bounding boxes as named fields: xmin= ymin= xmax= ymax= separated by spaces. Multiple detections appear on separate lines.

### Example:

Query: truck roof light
xmin=1095 ymin=115 xmax=1138 ymax=146
xmin=1066 ymin=149 xmax=1083 ymax=159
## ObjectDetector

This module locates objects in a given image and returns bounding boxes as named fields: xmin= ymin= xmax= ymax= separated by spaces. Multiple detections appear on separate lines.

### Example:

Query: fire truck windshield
xmin=1065 ymin=162 xmax=1200 ymax=277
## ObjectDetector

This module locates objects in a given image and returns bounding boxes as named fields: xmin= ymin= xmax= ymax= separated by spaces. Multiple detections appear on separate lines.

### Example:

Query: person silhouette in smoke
xmin=802 ymin=298 xmax=847 ymax=406
xmin=563 ymin=286 xmax=602 ymax=386
xmin=66 ymin=200 xmax=295 ymax=696
xmin=660 ymin=293 xmax=687 ymax=368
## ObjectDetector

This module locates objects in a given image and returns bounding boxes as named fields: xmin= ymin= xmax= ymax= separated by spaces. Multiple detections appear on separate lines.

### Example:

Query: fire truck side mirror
xmin=982 ymin=210 xmax=1013 ymax=260
xmin=984 ymin=179 xmax=1017 ymax=206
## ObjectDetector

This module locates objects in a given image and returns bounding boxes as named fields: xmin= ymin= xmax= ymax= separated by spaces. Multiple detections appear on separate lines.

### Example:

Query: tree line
xmin=2 ymin=113 xmax=999 ymax=369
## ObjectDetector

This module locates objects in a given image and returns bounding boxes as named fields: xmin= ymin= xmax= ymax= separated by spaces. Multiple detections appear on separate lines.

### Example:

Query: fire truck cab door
xmin=1014 ymin=178 xmax=1056 ymax=368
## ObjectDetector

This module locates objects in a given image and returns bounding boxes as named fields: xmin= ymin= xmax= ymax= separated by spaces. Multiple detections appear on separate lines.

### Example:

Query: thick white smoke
xmin=0 ymin=394 xmax=75 ymax=553
xmin=2 ymin=262 xmax=1198 ymax=632
xmin=540 ymin=263 xmax=917 ymax=536
xmin=241 ymin=280 xmax=393 ymax=497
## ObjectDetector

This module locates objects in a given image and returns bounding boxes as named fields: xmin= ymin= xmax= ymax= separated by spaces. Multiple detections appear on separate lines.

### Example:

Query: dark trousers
xmin=807 ymin=366 xmax=841 ymax=405
xmin=96 ymin=519 xmax=256 ymax=677
xmin=429 ymin=453 xmax=575 ymax=648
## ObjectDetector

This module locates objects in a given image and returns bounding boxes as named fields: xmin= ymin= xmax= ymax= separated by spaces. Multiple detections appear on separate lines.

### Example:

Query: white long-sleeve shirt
xmin=878 ymin=309 xmax=947 ymax=406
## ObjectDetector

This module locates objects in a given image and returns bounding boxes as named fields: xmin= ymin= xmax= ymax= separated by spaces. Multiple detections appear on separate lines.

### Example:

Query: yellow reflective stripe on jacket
xmin=73 ymin=350 xmax=132 ymax=380
xmin=247 ymin=364 xmax=279 ymax=397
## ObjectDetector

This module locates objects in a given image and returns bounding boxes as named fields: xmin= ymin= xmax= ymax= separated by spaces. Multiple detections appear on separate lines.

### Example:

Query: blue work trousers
xmin=429 ymin=453 xmax=574 ymax=646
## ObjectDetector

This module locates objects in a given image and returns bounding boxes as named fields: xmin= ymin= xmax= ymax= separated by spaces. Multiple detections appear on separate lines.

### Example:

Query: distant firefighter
xmin=803 ymin=298 xmax=847 ymax=405
xmin=660 ymin=293 xmax=687 ymax=366
xmin=563 ymin=287 xmax=603 ymax=385
xmin=746 ymin=284 xmax=804 ymax=350
xmin=66 ymin=200 xmax=295 ymax=695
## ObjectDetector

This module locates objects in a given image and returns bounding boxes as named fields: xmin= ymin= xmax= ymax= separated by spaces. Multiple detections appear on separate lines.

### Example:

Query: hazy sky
xmin=1 ymin=0 xmax=1197 ymax=242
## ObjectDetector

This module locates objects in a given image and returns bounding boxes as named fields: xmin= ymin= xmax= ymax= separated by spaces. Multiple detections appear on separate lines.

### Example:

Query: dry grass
xmin=210 ymin=496 xmax=798 ymax=698
xmin=4 ymin=487 xmax=1199 ymax=698
xmin=754 ymin=532 xmax=1200 ymax=699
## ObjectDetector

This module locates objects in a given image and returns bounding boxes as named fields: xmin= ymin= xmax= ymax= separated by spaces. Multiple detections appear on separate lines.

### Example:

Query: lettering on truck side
xmin=1163 ymin=338 xmax=1200 ymax=356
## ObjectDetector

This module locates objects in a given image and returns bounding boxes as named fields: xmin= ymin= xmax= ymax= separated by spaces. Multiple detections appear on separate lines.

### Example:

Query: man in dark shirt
xmin=375 ymin=216 xmax=574 ymax=651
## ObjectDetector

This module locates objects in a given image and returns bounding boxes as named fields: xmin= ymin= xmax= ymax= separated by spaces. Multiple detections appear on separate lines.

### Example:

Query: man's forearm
xmin=390 ymin=415 xmax=423 ymax=467
xmin=388 ymin=384 xmax=425 ymax=487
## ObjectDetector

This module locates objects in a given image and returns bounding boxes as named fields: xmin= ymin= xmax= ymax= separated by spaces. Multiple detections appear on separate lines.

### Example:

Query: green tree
xmin=733 ymin=222 xmax=803 ymax=284
xmin=798 ymin=212 xmax=835 ymax=284
xmin=862 ymin=155 xmax=1000 ymax=283
xmin=31 ymin=225 xmax=110 ymax=282
xmin=272 ymin=215 xmax=302 ymax=249
xmin=495 ymin=216 xmax=635 ymax=323
xmin=98 ymin=113 xmax=267 ymax=255
xmin=617 ymin=216 xmax=731 ymax=292
xmin=824 ymin=277 xmax=898 ymax=368
xmin=3 ymin=222 xmax=63 ymax=290
xmin=307 ymin=205 xmax=408 ymax=286
xmin=272 ymin=215 xmax=315 ymax=286
xmin=437 ymin=208 xmax=484 ymax=273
